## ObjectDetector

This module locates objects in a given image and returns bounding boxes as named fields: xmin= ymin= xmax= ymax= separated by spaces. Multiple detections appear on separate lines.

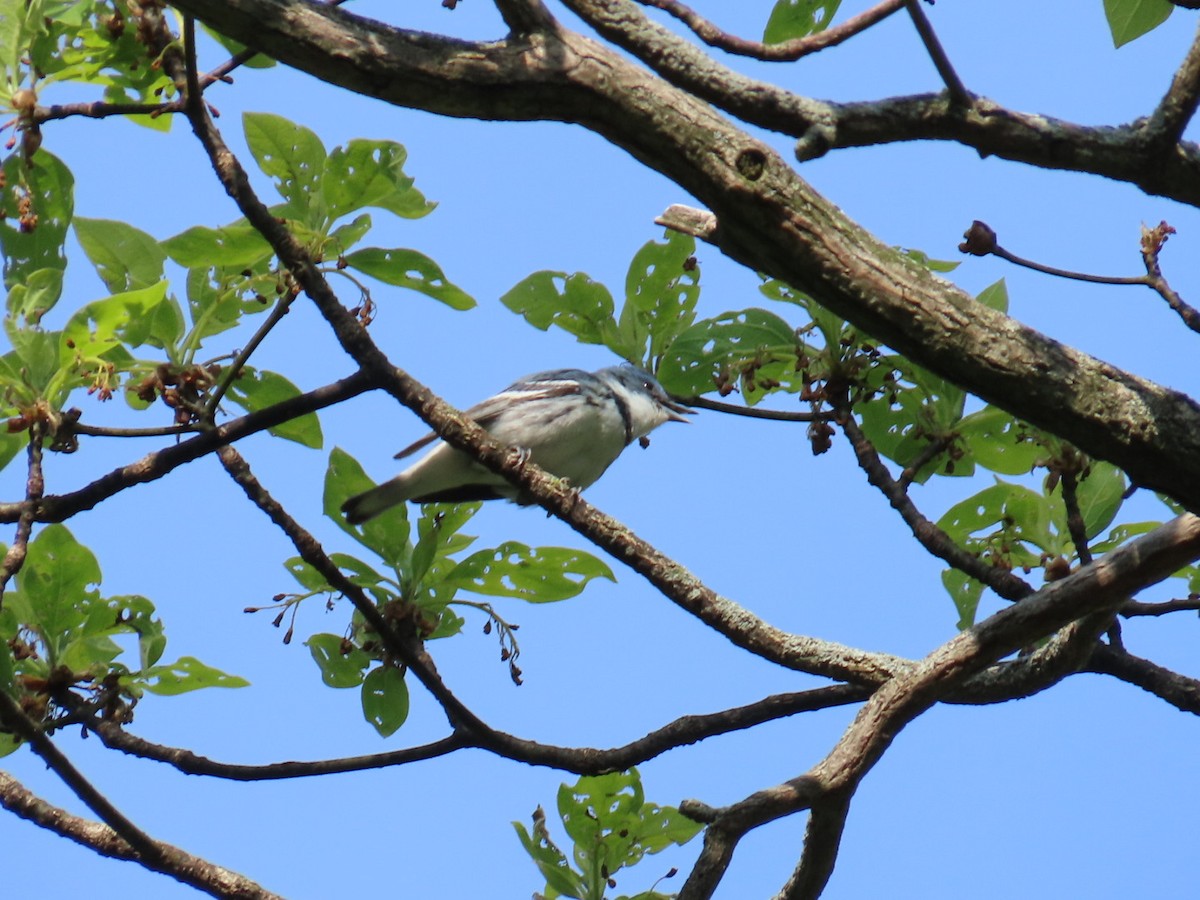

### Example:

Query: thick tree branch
xmin=166 ymin=0 xmax=1200 ymax=517
xmin=0 ymin=771 xmax=283 ymax=900
xmin=678 ymin=514 xmax=1200 ymax=898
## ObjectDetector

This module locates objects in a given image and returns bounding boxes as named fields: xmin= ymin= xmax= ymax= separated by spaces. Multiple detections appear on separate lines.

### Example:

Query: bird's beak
xmin=663 ymin=397 xmax=694 ymax=423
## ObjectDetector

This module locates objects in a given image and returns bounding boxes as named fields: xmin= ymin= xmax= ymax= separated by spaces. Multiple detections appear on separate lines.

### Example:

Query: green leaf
xmin=243 ymin=112 xmax=328 ymax=226
xmin=975 ymin=278 xmax=1009 ymax=314
xmin=501 ymin=271 xmax=618 ymax=346
xmin=161 ymin=222 xmax=272 ymax=270
xmin=556 ymin=769 xmax=702 ymax=885
xmin=1104 ymin=0 xmax=1172 ymax=47
xmin=1070 ymin=461 xmax=1127 ymax=540
xmin=514 ymin=818 xmax=588 ymax=899
xmin=306 ymin=632 xmax=370 ymax=688
xmin=225 ymin=367 xmax=323 ymax=448
xmin=200 ymin=23 xmax=276 ymax=68
xmin=657 ymin=308 xmax=797 ymax=398
xmin=324 ymin=447 xmax=412 ymax=568
xmin=958 ymin=406 xmax=1044 ymax=475
xmin=941 ymin=569 xmax=984 ymax=630
xmin=324 ymin=138 xmax=434 ymax=221
xmin=938 ymin=481 xmax=1063 ymax=557
xmin=445 ymin=542 xmax=616 ymax=602
xmin=134 ymin=656 xmax=249 ymax=695
xmin=3 ymin=327 xmax=65 ymax=398
xmin=0 ymin=150 xmax=73 ymax=289
xmin=6 ymin=267 xmax=63 ymax=326
xmin=74 ymin=217 xmax=165 ymax=293
xmin=858 ymin=357 xmax=969 ymax=480
xmin=901 ymin=248 xmax=960 ymax=274
xmin=284 ymin=557 xmax=331 ymax=593
xmin=361 ymin=664 xmax=410 ymax=736
xmin=62 ymin=281 xmax=169 ymax=359
xmin=328 ymin=212 xmax=373 ymax=255
xmin=622 ymin=231 xmax=699 ymax=363
xmin=343 ymin=247 xmax=475 ymax=310
xmin=763 ymin=0 xmax=842 ymax=43
xmin=10 ymin=524 xmax=100 ymax=661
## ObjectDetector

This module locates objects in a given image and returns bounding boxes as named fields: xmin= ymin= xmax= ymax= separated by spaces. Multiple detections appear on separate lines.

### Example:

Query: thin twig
xmin=638 ymin=0 xmax=905 ymax=62
xmin=960 ymin=219 xmax=1146 ymax=285
xmin=1059 ymin=469 xmax=1093 ymax=567
xmin=961 ymin=220 xmax=1200 ymax=336
xmin=834 ymin=392 xmax=1033 ymax=602
xmin=1139 ymin=221 xmax=1200 ymax=335
xmin=80 ymin=684 xmax=871 ymax=779
xmin=687 ymin=395 xmax=831 ymax=422
xmin=71 ymin=422 xmax=201 ymax=438
xmin=904 ymin=0 xmax=970 ymax=106
xmin=202 ymin=288 xmax=300 ymax=419
xmin=0 ymin=372 xmax=372 ymax=524
xmin=1120 ymin=596 xmax=1200 ymax=617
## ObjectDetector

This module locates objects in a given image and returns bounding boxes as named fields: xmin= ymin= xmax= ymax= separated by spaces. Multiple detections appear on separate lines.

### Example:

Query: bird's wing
xmin=393 ymin=376 xmax=584 ymax=460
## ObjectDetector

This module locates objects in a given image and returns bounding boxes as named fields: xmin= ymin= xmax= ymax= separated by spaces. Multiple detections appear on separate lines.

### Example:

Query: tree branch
xmin=81 ymin=684 xmax=872 ymax=779
xmin=0 ymin=771 xmax=283 ymax=899
xmin=636 ymin=0 xmax=906 ymax=62
xmin=679 ymin=514 xmax=1200 ymax=897
xmin=903 ymin=0 xmax=969 ymax=106
xmin=0 ymin=372 xmax=371 ymax=524
xmin=1086 ymin=642 xmax=1200 ymax=714
xmin=834 ymin=394 xmax=1033 ymax=602
xmin=0 ymin=425 xmax=44 ymax=604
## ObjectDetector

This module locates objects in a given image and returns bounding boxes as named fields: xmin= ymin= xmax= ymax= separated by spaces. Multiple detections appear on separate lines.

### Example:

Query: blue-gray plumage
xmin=341 ymin=366 xmax=692 ymax=524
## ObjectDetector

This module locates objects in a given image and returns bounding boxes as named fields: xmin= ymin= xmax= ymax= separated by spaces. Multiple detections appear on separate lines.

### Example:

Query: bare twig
xmin=0 ymin=772 xmax=284 ymax=900
xmin=960 ymin=220 xmax=1200 ymax=337
xmin=687 ymin=395 xmax=831 ymax=422
xmin=1059 ymin=469 xmax=1093 ymax=567
xmin=904 ymin=0 xmax=970 ymax=106
xmin=202 ymin=288 xmax=300 ymax=419
xmin=0 ymin=373 xmax=372 ymax=525
xmin=637 ymin=0 xmax=905 ymax=62
xmin=1120 ymin=596 xmax=1200 ymax=617
xmin=1139 ymin=221 xmax=1200 ymax=335
xmin=834 ymin=393 xmax=1033 ymax=602
xmin=81 ymin=684 xmax=871 ymax=779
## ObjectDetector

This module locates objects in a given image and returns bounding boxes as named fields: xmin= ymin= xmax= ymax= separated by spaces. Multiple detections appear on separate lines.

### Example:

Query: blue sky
xmin=3 ymin=2 xmax=1199 ymax=898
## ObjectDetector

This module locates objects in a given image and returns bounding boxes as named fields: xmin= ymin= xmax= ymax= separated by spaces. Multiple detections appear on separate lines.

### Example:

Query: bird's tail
xmin=341 ymin=478 xmax=411 ymax=525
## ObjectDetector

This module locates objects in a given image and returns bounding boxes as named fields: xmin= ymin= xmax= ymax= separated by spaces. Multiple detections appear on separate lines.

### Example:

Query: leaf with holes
xmin=445 ymin=542 xmax=615 ymax=602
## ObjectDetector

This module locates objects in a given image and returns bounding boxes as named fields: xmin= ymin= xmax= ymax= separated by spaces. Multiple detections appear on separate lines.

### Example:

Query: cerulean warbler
xmin=341 ymin=365 xmax=692 ymax=524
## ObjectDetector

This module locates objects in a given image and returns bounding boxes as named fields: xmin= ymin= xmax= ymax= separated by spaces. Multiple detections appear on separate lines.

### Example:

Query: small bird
xmin=341 ymin=365 xmax=692 ymax=524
